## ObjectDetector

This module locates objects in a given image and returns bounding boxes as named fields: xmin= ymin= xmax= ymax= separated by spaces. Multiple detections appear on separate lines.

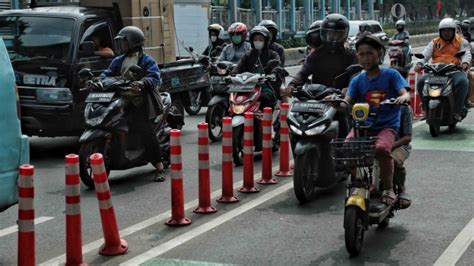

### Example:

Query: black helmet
xmin=249 ymin=25 xmax=271 ymax=49
xmin=306 ymin=20 xmax=323 ymax=48
xmin=396 ymin=20 xmax=406 ymax=31
xmin=320 ymin=13 xmax=349 ymax=48
xmin=461 ymin=20 xmax=471 ymax=31
xmin=115 ymin=26 xmax=145 ymax=54
xmin=258 ymin=20 xmax=278 ymax=42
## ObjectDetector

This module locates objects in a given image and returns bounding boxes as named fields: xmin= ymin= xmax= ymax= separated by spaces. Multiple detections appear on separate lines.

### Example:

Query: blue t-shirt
xmin=347 ymin=67 xmax=408 ymax=131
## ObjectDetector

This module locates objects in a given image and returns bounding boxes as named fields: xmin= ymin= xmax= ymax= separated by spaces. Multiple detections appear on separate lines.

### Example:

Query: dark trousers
xmin=128 ymin=104 xmax=162 ymax=165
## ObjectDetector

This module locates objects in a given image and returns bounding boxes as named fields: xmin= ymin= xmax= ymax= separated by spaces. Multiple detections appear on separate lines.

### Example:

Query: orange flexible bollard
xmin=18 ymin=164 xmax=35 ymax=266
xmin=276 ymin=103 xmax=293 ymax=177
xmin=239 ymin=112 xmax=259 ymax=193
xmin=258 ymin=107 xmax=278 ymax=184
xmin=217 ymin=117 xmax=240 ymax=203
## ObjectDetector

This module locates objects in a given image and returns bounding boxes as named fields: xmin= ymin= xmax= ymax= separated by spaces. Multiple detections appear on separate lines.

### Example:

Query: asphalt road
xmin=0 ymin=46 xmax=473 ymax=265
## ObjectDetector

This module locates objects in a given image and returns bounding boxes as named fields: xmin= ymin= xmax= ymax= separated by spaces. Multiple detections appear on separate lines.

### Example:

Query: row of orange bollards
xmin=16 ymin=104 xmax=293 ymax=265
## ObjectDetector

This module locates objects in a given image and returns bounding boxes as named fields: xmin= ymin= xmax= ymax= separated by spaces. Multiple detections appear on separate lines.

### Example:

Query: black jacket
xmin=288 ymin=45 xmax=357 ymax=88
xmin=270 ymin=42 xmax=286 ymax=66
xmin=231 ymin=48 xmax=281 ymax=75
xmin=202 ymin=39 xmax=226 ymax=58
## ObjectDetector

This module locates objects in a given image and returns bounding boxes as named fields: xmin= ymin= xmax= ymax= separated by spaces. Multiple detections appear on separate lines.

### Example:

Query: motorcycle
xmin=287 ymin=64 xmax=362 ymax=203
xmin=388 ymin=39 xmax=412 ymax=69
xmin=228 ymin=62 xmax=286 ymax=166
xmin=331 ymin=98 xmax=408 ymax=256
xmin=77 ymin=66 xmax=173 ymax=189
xmin=205 ymin=61 xmax=235 ymax=141
xmin=415 ymin=52 xmax=468 ymax=137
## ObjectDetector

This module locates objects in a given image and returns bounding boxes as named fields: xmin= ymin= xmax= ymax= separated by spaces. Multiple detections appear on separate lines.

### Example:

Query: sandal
xmin=381 ymin=189 xmax=397 ymax=205
xmin=153 ymin=170 xmax=165 ymax=182
xmin=398 ymin=192 xmax=412 ymax=209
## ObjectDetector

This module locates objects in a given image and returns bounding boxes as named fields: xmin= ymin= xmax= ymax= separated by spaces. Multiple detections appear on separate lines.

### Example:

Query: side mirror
xmin=272 ymin=67 xmax=289 ymax=78
xmin=298 ymin=49 xmax=305 ymax=54
xmin=189 ymin=47 xmax=194 ymax=53
xmin=345 ymin=64 xmax=363 ymax=75
xmin=78 ymin=68 xmax=94 ymax=80
xmin=79 ymin=41 xmax=96 ymax=57
xmin=127 ymin=64 xmax=145 ymax=80
xmin=414 ymin=53 xmax=425 ymax=59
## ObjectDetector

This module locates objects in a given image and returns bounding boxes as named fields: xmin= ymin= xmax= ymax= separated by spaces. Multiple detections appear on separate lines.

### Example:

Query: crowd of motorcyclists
xmin=90 ymin=13 xmax=472 ymax=212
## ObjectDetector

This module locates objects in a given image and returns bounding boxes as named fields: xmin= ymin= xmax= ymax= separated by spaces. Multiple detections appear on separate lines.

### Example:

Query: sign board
xmin=391 ymin=3 xmax=406 ymax=19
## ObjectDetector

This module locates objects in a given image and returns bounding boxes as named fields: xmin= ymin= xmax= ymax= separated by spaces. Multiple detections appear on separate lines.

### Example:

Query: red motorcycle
xmin=388 ymin=39 xmax=411 ymax=68
xmin=227 ymin=69 xmax=284 ymax=166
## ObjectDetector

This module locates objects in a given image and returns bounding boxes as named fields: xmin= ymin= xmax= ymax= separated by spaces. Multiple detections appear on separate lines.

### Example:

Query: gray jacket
xmin=218 ymin=42 xmax=251 ymax=64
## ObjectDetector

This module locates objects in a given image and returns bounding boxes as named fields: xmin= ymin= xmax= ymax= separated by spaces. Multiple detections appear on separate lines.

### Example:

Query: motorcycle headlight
xmin=428 ymin=87 xmax=441 ymax=97
xmin=232 ymin=104 xmax=246 ymax=114
xmin=305 ymin=124 xmax=327 ymax=136
xmin=36 ymin=88 xmax=73 ymax=103
xmin=289 ymin=124 xmax=302 ymax=135
xmin=217 ymin=68 xmax=227 ymax=75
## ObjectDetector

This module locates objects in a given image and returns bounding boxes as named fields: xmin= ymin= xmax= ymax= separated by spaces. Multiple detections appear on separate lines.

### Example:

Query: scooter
xmin=287 ymin=65 xmax=362 ymax=203
xmin=228 ymin=65 xmax=285 ymax=166
xmin=205 ymin=61 xmax=235 ymax=141
xmin=331 ymin=98 xmax=407 ymax=256
xmin=77 ymin=66 xmax=172 ymax=189
xmin=415 ymin=51 xmax=469 ymax=137
xmin=388 ymin=39 xmax=412 ymax=69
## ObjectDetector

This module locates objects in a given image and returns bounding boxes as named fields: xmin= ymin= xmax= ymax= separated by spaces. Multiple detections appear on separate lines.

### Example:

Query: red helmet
xmin=227 ymin=22 xmax=248 ymax=40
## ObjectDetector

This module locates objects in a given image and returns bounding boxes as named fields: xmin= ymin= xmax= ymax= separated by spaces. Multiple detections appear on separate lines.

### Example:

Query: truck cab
xmin=0 ymin=4 xmax=205 ymax=137
xmin=0 ymin=37 xmax=29 ymax=212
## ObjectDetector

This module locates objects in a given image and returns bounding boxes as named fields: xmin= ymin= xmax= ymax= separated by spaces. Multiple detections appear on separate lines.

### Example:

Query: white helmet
xmin=438 ymin=18 xmax=456 ymax=30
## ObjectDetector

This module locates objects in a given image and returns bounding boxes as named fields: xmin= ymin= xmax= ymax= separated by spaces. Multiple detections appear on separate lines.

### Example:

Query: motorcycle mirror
xmin=455 ymin=50 xmax=466 ymax=57
xmin=414 ymin=53 xmax=425 ymax=59
xmin=78 ymin=68 xmax=94 ymax=80
xmin=298 ymin=48 xmax=305 ymax=54
xmin=272 ymin=67 xmax=289 ymax=78
xmin=345 ymin=64 xmax=363 ymax=75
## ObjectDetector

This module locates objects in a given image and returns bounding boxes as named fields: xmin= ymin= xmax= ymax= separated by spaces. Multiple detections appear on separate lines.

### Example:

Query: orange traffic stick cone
xmin=18 ymin=164 xmax=35 ymax=266
xmin=90 ymin=153 xmax=128 ymax=256
xmin=239 ymin=112 xmax=259 ymax=193
xmin=65 ymin=154 xmax=87 ymax=265
xmin=408 ymin=70 xmax=425 ymax=119
xmin=194 ymin=123 xmax=217 ymax=214
xmin=258 ymin=107 xmax=278 ymax=185
xmin=166 ymin=129 xmax=192 ymax=226
xmin=217 ymin=117 xmax=240 ymax=203
xmin=276 ymin=103 xmax=293 ymax=177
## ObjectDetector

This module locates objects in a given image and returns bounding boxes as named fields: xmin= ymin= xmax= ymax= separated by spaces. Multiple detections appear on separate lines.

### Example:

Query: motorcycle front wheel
xmin=205 ymin=103 xmax=227 ymax=142
xmin=184 ymin=89 xmax=202 ymax=115
xmin=345 ymin=206 xmax=365 ymax=257
xmin=293 ymin=151 xmax=319 ymax=203
xmin=428 ymin=108 xmax=441 ymax=137
xmin=79 ymin=140 xmax=110 ymax=189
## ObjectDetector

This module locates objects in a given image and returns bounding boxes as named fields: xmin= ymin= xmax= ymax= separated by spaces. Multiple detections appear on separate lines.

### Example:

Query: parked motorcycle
xmin=228 ymin=64 xmax=286 ymax=166
xmin=287 ymin=64 xmax=362 ymax=203
xmin=388 ymin=39 xmax=411 ymax=69
xmin=331 ymin=98 xmax=407 ymax=256
xmin=415 ymin=52 xmax=468 ymax=137
xmin=205 ymin=61 xmax=235 ymax=141
xmin=77 ymin=66 xmax=173 ymax=189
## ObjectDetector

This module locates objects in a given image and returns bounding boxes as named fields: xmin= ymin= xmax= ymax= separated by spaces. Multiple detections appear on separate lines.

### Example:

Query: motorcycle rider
xmin=329 ymin=34 xmax=410 ymax=205
xmin=218 ymin=22 xmax=251 ymax=64
xmin=284 ymin=13 xmax=357 ymax=138
xmin=100 ymin=26 xmax=166 ymax=182
xmin=305 ymin=20 xmax=323 ymax=55
xmin=258 ymin=20 xmax=285 ymax=66
xmin=461 ymin=20 xmax=472 ymax=42
xmin=391 ymin=20 xmax=410 ymax=67
xmin=415 ymin=18 xmax=471 ymax=122
xmin=202 ymin=23 xmax=226 ymax=58
xmin=230 ymin=25 xmax=281 ymax=110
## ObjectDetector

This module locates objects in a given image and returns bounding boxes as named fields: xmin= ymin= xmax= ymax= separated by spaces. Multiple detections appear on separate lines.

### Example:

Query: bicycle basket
xmin=330 ymin=137 xmax=376 ymax=167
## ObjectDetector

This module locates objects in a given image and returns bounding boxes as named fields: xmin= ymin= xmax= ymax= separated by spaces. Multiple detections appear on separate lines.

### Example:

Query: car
xmin=347 ymin=20 xmax=389 ymax=50
xmin=0 ymin=37 xmax=29 ymax=212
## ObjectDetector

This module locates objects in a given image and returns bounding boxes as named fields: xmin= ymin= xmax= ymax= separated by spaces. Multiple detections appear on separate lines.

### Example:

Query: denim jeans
xmin=416 ymin=71 xmax=468 ymax=114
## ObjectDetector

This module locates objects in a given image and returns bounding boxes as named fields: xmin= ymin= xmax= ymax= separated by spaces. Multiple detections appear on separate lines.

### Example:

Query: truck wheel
xmin=184 ymin=90 xmax=202 ymax=115
xmin=170 ymin=98 xmax=184 ymax=130
xmin=79 ymin=140 xmax=110 ymax=189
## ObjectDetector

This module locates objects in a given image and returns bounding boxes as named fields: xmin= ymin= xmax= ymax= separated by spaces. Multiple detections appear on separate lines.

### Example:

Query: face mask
xmin=253 ymin=41 xmax=264 ymax=50
xmin=210 ymin=36 xmax=217 ymax=42
xmin=231 ymin=35 xmax=242 ymax=44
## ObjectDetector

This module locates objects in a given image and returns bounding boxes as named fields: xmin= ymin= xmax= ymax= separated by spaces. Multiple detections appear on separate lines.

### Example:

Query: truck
xmin=0 ymin=0 xmax=209 ymax=137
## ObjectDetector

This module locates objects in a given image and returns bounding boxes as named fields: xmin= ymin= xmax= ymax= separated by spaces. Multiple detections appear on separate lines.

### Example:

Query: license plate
xmin=85 ymin=92 xmax=115 ymax=103
xmin=228 ymin=84 xmax=255 ymax=92
xmin=291 ymin=102 xmax=325 ymax=113
xmin=427 ymin=76 xmax=449 ymax=84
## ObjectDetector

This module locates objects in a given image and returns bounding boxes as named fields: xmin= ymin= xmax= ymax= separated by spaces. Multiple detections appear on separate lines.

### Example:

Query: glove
xmin=131 ymin=81 xmax=145 ymax=92
xmin=281 ymin=85 xmax=295 ymax=97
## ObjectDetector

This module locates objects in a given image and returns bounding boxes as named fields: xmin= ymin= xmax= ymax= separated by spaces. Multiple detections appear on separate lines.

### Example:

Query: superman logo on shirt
xmin=364 ymin=90 xmax=387 ymax=106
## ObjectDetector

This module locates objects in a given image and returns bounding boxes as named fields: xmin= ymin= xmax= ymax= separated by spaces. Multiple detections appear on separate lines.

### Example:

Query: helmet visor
xmin=114 ymin=36 xmax=129 ymax=54
xmin=321 ymin=28 xmax=348 ymax=43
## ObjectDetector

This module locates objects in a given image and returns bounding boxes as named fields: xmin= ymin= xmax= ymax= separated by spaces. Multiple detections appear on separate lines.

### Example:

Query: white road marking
xmin=434 ymin=218 xmax=474 ymax=266
xmin=0 ymin=216 xmax=54 ymax=238
xmin=120 ymin=181 xmax=294 ymax=265
xmin=39 ymin=163 xmax=288 ymax=265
